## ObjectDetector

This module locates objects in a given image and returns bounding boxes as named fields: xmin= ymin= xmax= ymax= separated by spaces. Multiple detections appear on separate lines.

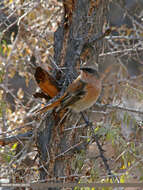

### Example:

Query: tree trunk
xmin=37 ymin=0 xmax=109 ymax=186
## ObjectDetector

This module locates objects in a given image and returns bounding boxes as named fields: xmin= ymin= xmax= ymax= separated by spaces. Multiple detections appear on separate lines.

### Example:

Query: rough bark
xmin=37 ymin=0 xmax=109 ymax=186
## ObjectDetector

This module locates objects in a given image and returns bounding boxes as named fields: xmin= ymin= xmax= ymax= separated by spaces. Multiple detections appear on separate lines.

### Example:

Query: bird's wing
xmin=35 ymin=79 xmax=86 ymax=115
xmin=60 ymin=79 xmax=86 ymax=108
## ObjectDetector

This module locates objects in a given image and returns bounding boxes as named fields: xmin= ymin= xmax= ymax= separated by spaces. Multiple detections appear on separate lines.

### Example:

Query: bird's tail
xmin=35 ymin=92 xmax=68 ymax=115
xmin=35 ymin=100 xmax=61 ymax=115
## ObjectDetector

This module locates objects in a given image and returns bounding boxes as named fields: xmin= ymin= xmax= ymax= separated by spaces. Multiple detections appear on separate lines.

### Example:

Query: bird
xmin=35 ymin=65 xmax=102 ymax=114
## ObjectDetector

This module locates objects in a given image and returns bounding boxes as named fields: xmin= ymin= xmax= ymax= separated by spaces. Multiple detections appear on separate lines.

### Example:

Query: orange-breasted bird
xmin=35 ymin=65 xmax=102 ymax=114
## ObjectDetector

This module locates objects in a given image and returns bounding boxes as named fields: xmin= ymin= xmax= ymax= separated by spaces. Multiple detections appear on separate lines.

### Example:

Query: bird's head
xmin=79 ymin=65 xmax=100 ymax=83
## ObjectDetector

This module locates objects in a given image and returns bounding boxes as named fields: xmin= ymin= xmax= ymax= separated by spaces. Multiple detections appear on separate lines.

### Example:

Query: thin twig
xmin=106 ymin=36 xmax=143 ymax=41
xmin=0 ymin=131 xmax=33 ymax=146
xmin=80 ymin=112 xmax=119 ymax=181
xmin=99 ymin=47 xmax=143 ymax=57
xmin=55 ymin=142 xmax=86 ymax=159
xmin=0 ymin=121 xmax=35 ymax=136
xmin=95 ymin=103 xmax=143 ymax=115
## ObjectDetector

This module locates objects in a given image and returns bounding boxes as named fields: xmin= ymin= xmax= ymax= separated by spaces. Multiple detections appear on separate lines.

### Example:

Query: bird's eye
xmin=85 ymin=68 xmax=94 ymax=73
xmin=80 ymin=67 xmax=100 ymax=78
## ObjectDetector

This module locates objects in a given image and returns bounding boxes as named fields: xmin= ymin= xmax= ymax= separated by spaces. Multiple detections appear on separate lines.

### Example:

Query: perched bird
xmin=36 ymin=65 xmax=102 ymax=114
